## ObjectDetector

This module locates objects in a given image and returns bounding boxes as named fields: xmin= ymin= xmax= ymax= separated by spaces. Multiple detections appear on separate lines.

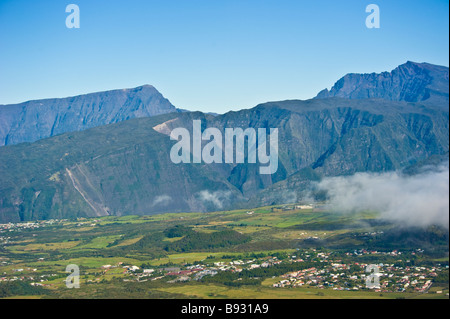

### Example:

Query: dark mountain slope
xmin=0 ymin=112 xmax=244 ymax=222
xmin=315 ymin=61 xmax=449 ymax=108
xmin=0 ymin=97 xmax=447 ymax=222
xmin=0 ymin=85 xmax=178 ymax=146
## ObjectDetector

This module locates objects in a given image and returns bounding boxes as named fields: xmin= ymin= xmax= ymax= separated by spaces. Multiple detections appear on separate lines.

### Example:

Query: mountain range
xmin=0 ymin=61 xmax=448 ymax=222
xmin=315 ymin=61 xmax=449 ymax=106
xmin=0 ymin=85 xmax=178 ymax=146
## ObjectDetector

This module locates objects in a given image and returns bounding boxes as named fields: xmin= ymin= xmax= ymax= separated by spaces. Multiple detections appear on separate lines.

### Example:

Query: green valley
xmin=0 ymin=204 xmax=448 ymax=299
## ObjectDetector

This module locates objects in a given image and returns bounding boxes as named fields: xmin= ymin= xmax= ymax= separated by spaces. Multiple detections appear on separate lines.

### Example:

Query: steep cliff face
xmin=214 ymin=99 xmax=448 ymax=198
xmin=0 ymin=85 xmax=178 ymax=146
xmin=0 ymin=113 xmax=243 ymax=222
xmin=0 ymin=98 xmax=447 ymax=222
xmin=315 ymin=62 xmax=449 ymax=107
xmin=0 ymin=62 xmax=448 ymax=222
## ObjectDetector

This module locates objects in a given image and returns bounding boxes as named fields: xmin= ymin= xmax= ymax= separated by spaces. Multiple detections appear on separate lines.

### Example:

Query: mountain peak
xmin=0 ymin=85 xmax=178 ymax=146
xmin=132 ymin=84 xmax=155 ymax=90
xmin=315 ymin=62 xmax=449 ymax=105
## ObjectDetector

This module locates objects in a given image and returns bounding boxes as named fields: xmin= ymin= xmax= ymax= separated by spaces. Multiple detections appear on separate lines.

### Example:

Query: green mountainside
xmin=0 ymin=97 xmax=448 ymax=222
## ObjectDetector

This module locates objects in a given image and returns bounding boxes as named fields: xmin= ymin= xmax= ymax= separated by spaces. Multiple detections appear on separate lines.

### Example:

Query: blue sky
xmin=0 ymin=0 xmax=448 ymax=113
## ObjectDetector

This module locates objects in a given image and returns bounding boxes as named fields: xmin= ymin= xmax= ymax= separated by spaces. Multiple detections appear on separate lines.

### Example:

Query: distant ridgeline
xmin=0 ymin=85 xmax=179 ymax=146
xmin=0 ymin=62 xmax=448 ymax=222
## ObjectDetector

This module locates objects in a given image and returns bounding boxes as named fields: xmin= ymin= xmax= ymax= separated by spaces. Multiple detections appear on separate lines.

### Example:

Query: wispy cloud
xmin=315 ymin=162 xmax=449 ymax=229
xmin=281 ymin=190 xmax=297 ymax=205
xmin=152 ymin=195 xmax=172 ymax=207
xmin=197 ymin=190 xmax=232 ymax=209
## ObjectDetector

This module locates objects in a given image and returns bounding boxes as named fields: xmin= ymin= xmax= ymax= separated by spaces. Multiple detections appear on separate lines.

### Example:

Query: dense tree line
xmin=165 ymin=230 xmax=250 ymax=253
xmin=163 ymin=225 xmax=195 ymax=238
xmin=0 ymin=281 xmax=48 ymax=298
xmin=433 ymin=270 xmax=449 ymax=285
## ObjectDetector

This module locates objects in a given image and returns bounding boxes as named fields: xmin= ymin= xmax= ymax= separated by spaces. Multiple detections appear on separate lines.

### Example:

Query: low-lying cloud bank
xmin=316 ymin=162 xmax=449 ymax=229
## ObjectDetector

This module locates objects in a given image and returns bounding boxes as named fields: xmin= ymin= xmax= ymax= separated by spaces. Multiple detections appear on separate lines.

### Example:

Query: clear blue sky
xmin=0 ymin=0 xmax=448 ymax=113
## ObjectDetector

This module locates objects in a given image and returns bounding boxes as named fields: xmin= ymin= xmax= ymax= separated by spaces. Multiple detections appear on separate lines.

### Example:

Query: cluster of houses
xmin=105 ymin=256 xmax=286 ymax=284
xmin=273 ymin=267 xmax=321 ymax=288
xmin=81 ymin=247 xmax=447 ymax=296
xmin=0 ymin=245 xmax=447 ymax=297
xmin=1 ymin=272 xmax=58 ymax=286
xmin=271 ymin=204 xmax=316 ymax=213
xmin=0 ymin=222 xmax=40 ymax=233
xmin=0 ymin=236 xmax=11 ymax=246
xmin=271 ymin=249 xmax=448 ymax=293
xmin=0 ymin=220 xmax=60 ymax=234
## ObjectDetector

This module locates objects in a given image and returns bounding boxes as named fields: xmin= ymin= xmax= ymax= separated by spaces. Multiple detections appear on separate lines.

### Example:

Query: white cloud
xmin=197 ymin=190 xmax=232 ymax=209
xmin=315 ymin=162 xmax=449 ymax=229
xmin=152 ymin=195 xmax=172 ymax=207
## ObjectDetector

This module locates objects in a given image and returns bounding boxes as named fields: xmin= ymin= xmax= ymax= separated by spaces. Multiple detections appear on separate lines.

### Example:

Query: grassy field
xmin=146 ymin=249 xmax=298 ymax=266
xmin=154 ymin=283 xmax=442 ymax=299
xmin=6 ymin=241 xmax=80 ymax=252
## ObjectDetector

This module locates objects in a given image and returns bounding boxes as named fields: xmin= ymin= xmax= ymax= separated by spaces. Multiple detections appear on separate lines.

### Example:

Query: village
xmin=0 ymin=219 xmax=62 ymax=233
xmin=270 ymin=250 xmax=442 ymax=294
xmin=114 ymin=248 xmax=447 ymax=295
xmin=1 ymin=247 xmax=445 ymax=297
xmin=0 ymin=209 xmax=448 ymax=299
